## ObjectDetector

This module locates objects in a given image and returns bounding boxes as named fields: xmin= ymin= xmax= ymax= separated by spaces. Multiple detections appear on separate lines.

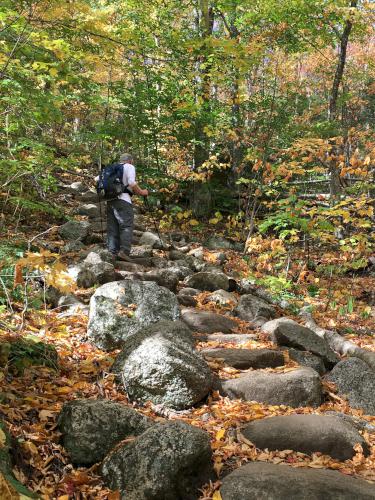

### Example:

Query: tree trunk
xmin=328 ymin=0 xmax=357 ymax=197
xmin=191 ymin=1 xmax=214 ymax=216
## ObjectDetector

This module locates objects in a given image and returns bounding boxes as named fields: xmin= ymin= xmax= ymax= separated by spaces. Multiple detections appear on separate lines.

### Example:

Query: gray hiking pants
xmin=106 ymin=199 xmax=134 ymax=255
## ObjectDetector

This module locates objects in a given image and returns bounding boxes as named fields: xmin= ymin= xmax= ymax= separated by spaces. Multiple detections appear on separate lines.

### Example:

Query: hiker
xmin=105 ymin=153 xmax=148 ymax=261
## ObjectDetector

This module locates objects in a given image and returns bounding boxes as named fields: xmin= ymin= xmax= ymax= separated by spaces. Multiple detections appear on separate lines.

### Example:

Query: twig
xmin=28 ymin=226 xmax=58 ymax=251
xmin=0 ymin=276 xmax=13 ymax=313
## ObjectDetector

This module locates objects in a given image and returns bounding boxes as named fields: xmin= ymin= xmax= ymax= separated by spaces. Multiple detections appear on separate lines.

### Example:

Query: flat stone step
xmin=195 ymin=333 xmax=257 ymax=344
xmin=220 ymin=462 xmax=375 ymax=500
xmin=241 ymin=414 xmax=369 ymax=461
xmin=220 ymin=367 xmax=322 ymax=408
xmin=201 ymin=348 xmax=285 ymax=369
xmin=182 ymin=309 xmax=238 ymax=334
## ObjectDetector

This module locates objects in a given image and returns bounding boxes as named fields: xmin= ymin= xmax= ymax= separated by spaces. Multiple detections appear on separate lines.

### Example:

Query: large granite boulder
xmin=101 ymin=421 xmax=213 ymax=500
xmin=241 ymin=414 xmax=369 ymax=460
xmin=220 ymin=462 xmax=375 ymax=500
xmin=184 ymin=272 xmax=229 ymax=292
xmin=181 ymin=309 xmax=237 ymax=334
xmin=234 ymin=294 xmax=276 ymax=324
xmin=87 ymin=280 xmax=180 ymax=350
xmin=270 ymin=320 xmax=339 ymax=369
xmin=112 ymin=321 xmax=213 ymax=409
xmin=58 ymin=220 xmax=91 ymax=241
xmin=220 ymin=367 xmax=322 ymax=408
xmin=202 ymin=348 xmax=285 ymax=370
xmin=58 ymin=399 xmax=152 ymax=465
xmin=326 ymin=358 xmax=375 ymax=415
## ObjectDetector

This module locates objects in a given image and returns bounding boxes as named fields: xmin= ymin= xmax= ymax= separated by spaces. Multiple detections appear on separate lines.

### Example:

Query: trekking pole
xmin=144 ymin=196 xmax=163 ymax=244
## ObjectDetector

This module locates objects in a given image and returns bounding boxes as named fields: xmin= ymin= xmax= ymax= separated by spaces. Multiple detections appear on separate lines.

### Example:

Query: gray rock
xmin=130 ymin=245 xmax=153 ymax=258
xmin=83 ymin=251 xmax=104 ymax=266
xmin=323 ymin=411 xmax=375 ymax=433
xmin=204 ymin=236 xmax=237 ymax=250
xmin=58 ymin=399 xmax=152 ymax=465
xmin=234 ymin=293 xmax=276 ymax=324
xmin=221 ymin=367 xmax=322 ymax=408
xmin=184 ymin=255 xmax=206 ymax=272
xmin=202 ymin=348 xmax=285 ymax=370
xmin=196 ymin=333 xmax=257 ymax=344
xmin=90 ymin=262 xmax=119 ymax=285
xmin=75 ymin=203 xmax=100 ymax=218
xmin=101 ymin=421 xmax=213 ymax=500
xmin=67 ymin=264 xmax=96 ymax=288
xmin=87 ymin=280 xmax=180 ymax=350
xmin=112 ymin=321 xmax=213 ymax=409
xmin=151 ymin=256 xmax=169 ymax=268
xmin=57 ymin=295 xmax=88 ymax=317
xmin=184 ymin=272 xmax=229 ymax=292
xmin=139 ymin=231 xmax=164 ymax=249
xmin=63 ymin=240 xmax=85 ymax=253
xmin=261 ymin=317 xmax=297 ymax=335
xmin=241 ymin=414 xmax=369 ymax=460
xmin=286 ymin=348 xmax=326 ymax=375
xmin=178 ymin=287 xmax=200 ymax=296
xmin=81 ymin=246 xmax=115 ymax=264
xmin=167 ymin=262 xmax=192 ymax=280
xmin=169 ymin=249 xmax=188 ymax=261
xmin=206 ymin=290 xmax=238 ymax=306
xmin=182 ymin=309 xmax=237 ymax=334
xmin=220 ymin=462 xmax=375 ymax=500
xmin=77 ymin=190 xmax=99 ymax=202
xmin=271 ymin=321 xmax=339 ymax=369
xmin=67 ymin=181 xmax=86 ymax=193
xmin=213 ymin=251 xmax=227 ymax=265
xmin=188 ymin=247 xmax=204 ymax=259
xmin=142 ymin=269 xmax=179 ymax=292
xmin=58 ymin=220 xmax=91 ymax=241
xmin=326 ymin=358 xmax=375 ymax=415
xmin=178 ymin=295 xmax=198 ymax=307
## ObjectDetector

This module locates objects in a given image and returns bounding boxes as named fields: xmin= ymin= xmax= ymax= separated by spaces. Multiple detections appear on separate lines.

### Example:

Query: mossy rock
xmin=0 ymin=337 xmax=58 ymax=375
xmin=0 ymin=420 xmax=37 ymax=498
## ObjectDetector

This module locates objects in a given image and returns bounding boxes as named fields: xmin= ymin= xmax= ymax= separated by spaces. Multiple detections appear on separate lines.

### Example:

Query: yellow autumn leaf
xmin=0 ymin=429 xmax=7 ymax=447
xmin=209 ymin=218 xmax=219 ymax=225
xmin=216 ymin=428 xmax=225 ymax=441
xmin=213 ymin=490 xmax=223 ymax=500
xmin=49 ymin=67 xmax=58 ymax=77
xmin=189 ymin=219 xmax=199 ymax=226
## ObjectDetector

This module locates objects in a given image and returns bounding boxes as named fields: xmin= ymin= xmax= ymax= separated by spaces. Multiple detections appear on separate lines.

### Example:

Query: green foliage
xmin=0 ymin=336 xmax=58 ymax=375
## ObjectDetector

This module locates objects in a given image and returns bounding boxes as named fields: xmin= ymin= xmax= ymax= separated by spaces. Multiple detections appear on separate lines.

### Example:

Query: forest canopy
xmin=0 ymin=0 xmax=374 ymax=254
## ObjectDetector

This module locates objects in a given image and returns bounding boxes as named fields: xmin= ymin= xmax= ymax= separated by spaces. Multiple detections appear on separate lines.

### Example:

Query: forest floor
xmin=0 ymin=183 xmax=374 ymax=499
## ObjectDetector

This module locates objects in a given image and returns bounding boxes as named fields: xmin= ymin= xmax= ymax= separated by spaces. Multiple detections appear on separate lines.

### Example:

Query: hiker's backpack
xmin=96 ymin=163 xmax=133 ymax=200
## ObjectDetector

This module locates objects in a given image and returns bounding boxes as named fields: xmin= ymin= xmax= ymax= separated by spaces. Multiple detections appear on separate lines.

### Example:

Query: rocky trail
xmin=1 ymin=180 xmax=375 ymax=499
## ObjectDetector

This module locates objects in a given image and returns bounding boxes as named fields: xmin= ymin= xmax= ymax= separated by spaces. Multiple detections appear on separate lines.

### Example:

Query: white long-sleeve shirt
xmin=118 ymin=162 xmax=136 ymax=204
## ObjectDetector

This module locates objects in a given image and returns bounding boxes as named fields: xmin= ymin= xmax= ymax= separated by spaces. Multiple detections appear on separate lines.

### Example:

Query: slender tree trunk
xmin=191 ymin=0 xmax=214 ymax=217
xmin=328 ymin=0 xmax=357 ymax=197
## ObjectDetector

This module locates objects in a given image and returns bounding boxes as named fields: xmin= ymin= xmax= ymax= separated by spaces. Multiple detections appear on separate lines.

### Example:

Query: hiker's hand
xmin=141 ymin=189 xmax=149 ymax=197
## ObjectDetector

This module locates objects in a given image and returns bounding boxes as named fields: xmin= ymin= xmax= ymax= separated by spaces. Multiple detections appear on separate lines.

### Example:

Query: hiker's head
xmin=119 ymin=153 xmax=134 ymax=164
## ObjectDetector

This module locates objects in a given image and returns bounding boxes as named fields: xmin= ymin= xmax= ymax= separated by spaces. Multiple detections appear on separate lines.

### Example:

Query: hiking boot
xmin=117 ymin=251 xmax=134 ymax=263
